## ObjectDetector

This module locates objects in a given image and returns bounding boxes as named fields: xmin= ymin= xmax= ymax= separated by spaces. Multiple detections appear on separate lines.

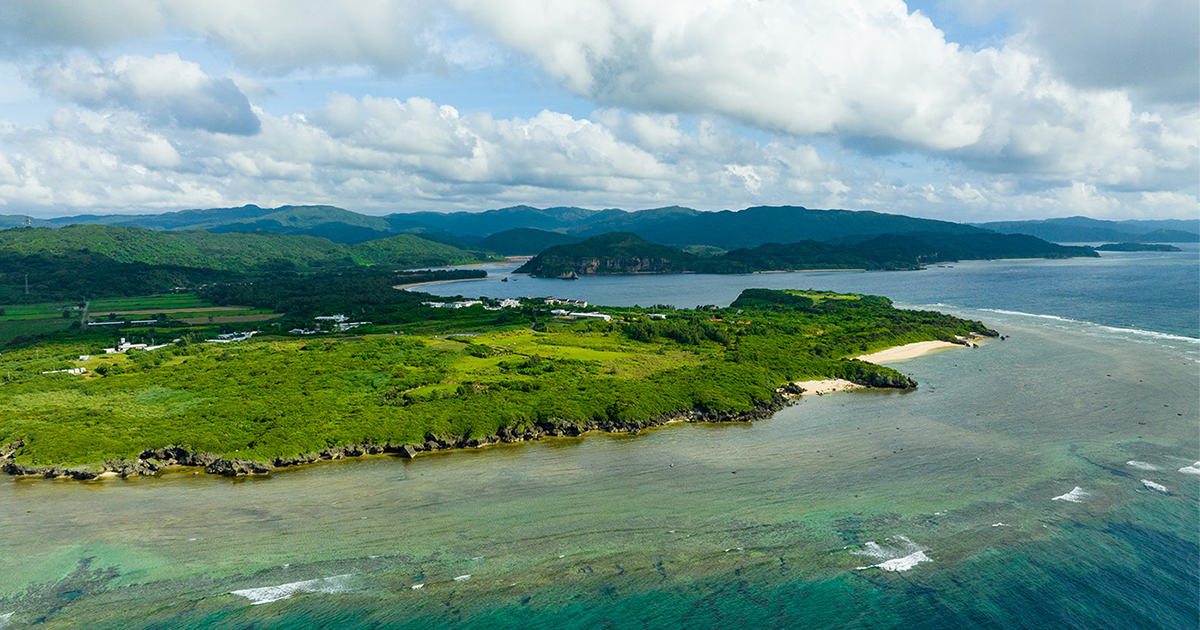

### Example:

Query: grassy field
xmin=89 ymin=294 xmax=211 ymax=312
xmin=0 ymin=289 xmax=997 ymax=469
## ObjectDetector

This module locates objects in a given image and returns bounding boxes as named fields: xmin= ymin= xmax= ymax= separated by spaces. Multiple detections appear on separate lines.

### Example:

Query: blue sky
xmin=0 ymin=0 xmax=1195 ymax=221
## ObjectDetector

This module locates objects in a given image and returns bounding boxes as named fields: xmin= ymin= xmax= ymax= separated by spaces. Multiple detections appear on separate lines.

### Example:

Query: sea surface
xmin=1 ymin=247 xmax=1197 ymax=629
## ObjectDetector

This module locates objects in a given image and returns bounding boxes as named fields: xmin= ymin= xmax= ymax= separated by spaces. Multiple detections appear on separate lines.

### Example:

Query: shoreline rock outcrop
xmin=0 ymin=393 xmax=800 ymax=480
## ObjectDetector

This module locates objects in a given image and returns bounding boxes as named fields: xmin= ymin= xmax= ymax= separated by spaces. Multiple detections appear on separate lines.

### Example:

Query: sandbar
xmin=855 ymin=340 xmax=960 ymax=362
xmin=394 ymin=277 xmax=487 ymax=290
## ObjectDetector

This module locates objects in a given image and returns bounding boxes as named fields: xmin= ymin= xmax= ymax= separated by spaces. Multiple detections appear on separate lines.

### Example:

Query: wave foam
xmin=979 ymin=310 xmax=1198 ymax=344
xmin=1178 ymin=462 xmax=1200 ymax=476
xmin=1052 ymin=487 xmax=1089 ymax=503
xmin=980 ymin=308 xmax=1074 ymax=322
xmin=850 ymin=536 xmax=931 ymax=572
xmin=1142 ymin=480 xmax=1170 ymax=494
xmin=1126 ymin=461 xmax=1158 ymax=471
xmin=1 ymin=612 xmax=13 ymax=629
xmin=231 ymin=574 xmax=355 ymax=605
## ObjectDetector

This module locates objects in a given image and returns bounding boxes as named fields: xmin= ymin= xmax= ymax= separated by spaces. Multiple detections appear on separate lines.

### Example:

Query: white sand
xmin=855 ymin=340 xmax=961 ymax=362
xmin=792 ymin=379 xmax=864 ymax=396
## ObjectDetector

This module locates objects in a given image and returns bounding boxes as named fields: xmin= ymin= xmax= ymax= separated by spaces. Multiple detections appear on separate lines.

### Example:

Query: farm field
xmin=88 ymin=294 xmax=211 ymax=312
xmin=0 ymin=292 xmax=281 ymax=343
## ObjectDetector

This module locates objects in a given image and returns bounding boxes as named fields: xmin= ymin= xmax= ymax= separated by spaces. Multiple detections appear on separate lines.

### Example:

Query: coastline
xmin=1 ymin=337 xmax=980 ymax=481
xmin=855 ymin=340 xmax=963 ymax=362
xmin=792 ymin=379 xmax=864 ymax=396
xmin=393 ymin=277 xmax=489 ymax=291
xmin=1 ymin=394 xmax=796 ymax=480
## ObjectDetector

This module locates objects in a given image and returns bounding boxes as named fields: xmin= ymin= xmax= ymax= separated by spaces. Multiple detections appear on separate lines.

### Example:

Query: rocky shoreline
xmin=0 ymin=373 xmax=917 ymax=481
xmin=1 ymin=392 xmax=804 ymax=480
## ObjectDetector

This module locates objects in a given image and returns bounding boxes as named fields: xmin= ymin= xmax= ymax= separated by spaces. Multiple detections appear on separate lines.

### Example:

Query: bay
xmin=0 ymin=248 xmax=1196 ymax=629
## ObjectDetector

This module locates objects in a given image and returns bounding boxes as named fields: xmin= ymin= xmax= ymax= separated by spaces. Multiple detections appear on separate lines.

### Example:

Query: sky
xmin=0 ymin=0 xmax=1196 ymax=222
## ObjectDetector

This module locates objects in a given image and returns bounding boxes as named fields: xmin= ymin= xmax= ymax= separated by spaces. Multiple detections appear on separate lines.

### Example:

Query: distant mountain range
xmin=5 ymin=204 xmax=994 ymax=251
xmin=4 ymin=205 xmax=1192 ymax=262
xmin=972 ymin=216 xmax=1199 ymax=243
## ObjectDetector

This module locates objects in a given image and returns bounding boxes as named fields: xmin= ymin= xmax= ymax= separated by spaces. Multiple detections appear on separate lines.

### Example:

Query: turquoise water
xmin=1 ymin=250 xmax=1196 ymax=629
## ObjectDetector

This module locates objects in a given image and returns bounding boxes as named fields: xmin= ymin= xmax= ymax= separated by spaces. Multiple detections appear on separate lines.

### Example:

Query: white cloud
xmin=35 ymin=53 xmax=260 ymax=135
xmin=947 ymin=0 xmax=1198 ymax=104
xmin=0 ymin=1 xmax=1193 ymax=220
xmin=449 ymin=0 xmax=1196 ymax=191
xmin=0 ymin=0 xmax=457 ymax=75
xmin=947 ymin=182 xmax=987 ymax=204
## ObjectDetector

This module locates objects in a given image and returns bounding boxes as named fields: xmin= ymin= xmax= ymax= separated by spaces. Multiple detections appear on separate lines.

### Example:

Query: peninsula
xmin=0 ymin=288 xmax=995 ymax=479
xmin=515 ymin=231 xmax=1097 ymax=277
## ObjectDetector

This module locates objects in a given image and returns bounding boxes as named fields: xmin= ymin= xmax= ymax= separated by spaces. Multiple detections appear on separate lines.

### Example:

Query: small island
xmin=1093 ymin=243 xmax=1183 ymax=252
xmin=0 ymin=288 xmax=995 ymax=479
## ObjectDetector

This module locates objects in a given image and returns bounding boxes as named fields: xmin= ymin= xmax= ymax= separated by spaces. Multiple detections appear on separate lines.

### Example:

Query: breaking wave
xmin=850 ymin=536 xmax=931 ymax=572
xmin=979 ymin=309 xmax=1198 ymax=344
xmin=1141 ymin=480 xmax=1170 ymax=494
xmin=1052 ymin=487 xmax=1089 ymax=503
xmin=230 ymin=574 xmax=356 ymax=605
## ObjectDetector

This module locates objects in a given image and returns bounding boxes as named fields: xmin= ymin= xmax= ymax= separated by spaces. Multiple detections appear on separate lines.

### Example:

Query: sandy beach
xmin=393 ymin=277 xmax=488 ymax=291
xmin=855 ymin=340 xmax=961 ymax=362
xmin=792 ymin=379 xmax=865 ymax=396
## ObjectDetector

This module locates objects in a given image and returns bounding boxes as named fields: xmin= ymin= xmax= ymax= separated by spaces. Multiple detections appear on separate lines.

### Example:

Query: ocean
xmin=1 ymin=246 xmax=1196 ymax=629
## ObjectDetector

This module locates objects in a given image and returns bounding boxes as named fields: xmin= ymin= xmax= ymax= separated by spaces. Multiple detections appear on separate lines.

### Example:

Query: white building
xmin=105 ymin=338 xmax=147 ymax=354
xmin=568 ymin=312 xmax=612 ymax=321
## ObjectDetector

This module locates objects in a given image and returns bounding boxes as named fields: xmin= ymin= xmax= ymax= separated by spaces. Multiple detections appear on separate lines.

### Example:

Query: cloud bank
xmin=0 ymin=0 xmax=1193 ymax=219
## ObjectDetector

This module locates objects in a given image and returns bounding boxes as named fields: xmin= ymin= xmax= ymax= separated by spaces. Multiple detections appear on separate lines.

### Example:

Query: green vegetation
xmin=517 ymin=231 xmax=1098 ymax=277
xmin=0 ymin=225 xmax=499 ymax=273
xmin=1093 ymin=243 xmax=1183 ymax=252
xmin=0 ymin=288 xmax=996 ymax=470
xmin=475 ymin=227 xmax=582 ymax=255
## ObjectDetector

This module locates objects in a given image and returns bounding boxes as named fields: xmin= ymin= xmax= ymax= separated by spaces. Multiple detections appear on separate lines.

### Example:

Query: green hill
xmin=475 ymin=228 xmax=582 ymax=255
xmin=0 ymin=225 xmax=497 ymax=272
xmin=516 ymin=232 xmax=703 ymax=276
xmin=516 ymin=231 xmax=1098 ymax=277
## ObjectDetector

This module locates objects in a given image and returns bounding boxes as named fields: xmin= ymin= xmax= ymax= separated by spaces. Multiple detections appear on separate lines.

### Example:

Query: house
xmin=544 ymin=297 xmax=588 ymax=308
